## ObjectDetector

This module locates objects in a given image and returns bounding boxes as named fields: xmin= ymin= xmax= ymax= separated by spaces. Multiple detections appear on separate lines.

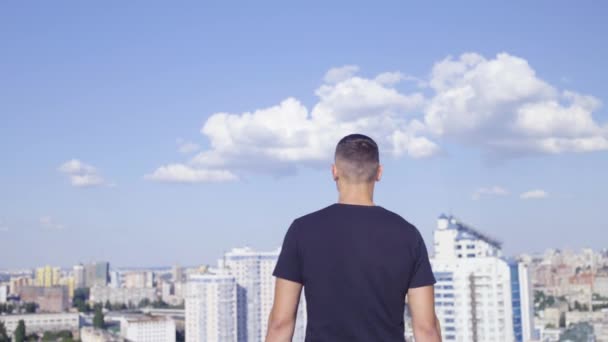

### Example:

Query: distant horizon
xmin=2 ymin=237 xmax=605 ymax=272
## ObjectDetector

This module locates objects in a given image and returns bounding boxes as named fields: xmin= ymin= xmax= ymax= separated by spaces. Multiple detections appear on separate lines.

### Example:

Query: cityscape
xmin=1 ymin=213 xmax=607 ymax=341
xmin=2 ymin=1 xmax=607 ymax=342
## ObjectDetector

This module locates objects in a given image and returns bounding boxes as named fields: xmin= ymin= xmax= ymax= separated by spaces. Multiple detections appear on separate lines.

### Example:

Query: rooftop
xmin=440 ymin=214 xmax=502 ymax=249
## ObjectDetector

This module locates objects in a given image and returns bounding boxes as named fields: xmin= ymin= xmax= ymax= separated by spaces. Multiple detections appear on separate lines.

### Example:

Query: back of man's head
xmin=334 ymin=134 xmax=380 ymax=183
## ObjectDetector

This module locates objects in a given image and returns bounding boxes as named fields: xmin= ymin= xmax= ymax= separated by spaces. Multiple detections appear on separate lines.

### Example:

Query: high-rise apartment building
xmin=35 ymin=265 xmax=61 ymax=287
xmin=73 ymin=264 xmax=85 ymax=289
xmin=124 ymin=271 xmax=154 ymax=288
xmin=0 ymin=285 xmax=8 ymax=303
xmin=173 ymin=265 xmax=184 ymax=283
xmin=185 ymin=273 xmax=237 ymax=342
xmin=430 ymin=214 xmax=534 ymax=342
xmin=221 ymin=247 xmax=307 ymax=342
xmin=81 ymin=262 xmax=110 ymax=288
xmin=9 ymin=276 xmax=31 ymax=295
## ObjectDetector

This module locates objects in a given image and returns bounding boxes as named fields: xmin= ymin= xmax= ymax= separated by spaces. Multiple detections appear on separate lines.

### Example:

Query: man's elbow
xmin=268 ymin=316 xmax=295 ymax=332
xmin=413 ymin=317 xmax=441 ymax=341
xmin=266 ymin=314 xmax=296 ymax=341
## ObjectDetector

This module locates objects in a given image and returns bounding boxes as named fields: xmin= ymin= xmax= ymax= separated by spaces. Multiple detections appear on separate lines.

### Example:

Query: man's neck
xmin=337 ymin=184 xmax=375 ymax=206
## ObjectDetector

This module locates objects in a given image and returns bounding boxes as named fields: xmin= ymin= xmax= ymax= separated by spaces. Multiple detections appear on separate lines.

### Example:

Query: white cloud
xmin=39 ymin=216 xmax=65 ymax=230
xmin=149 ymin=53 xmax=608 ymax=181
xmin=472 ymin=186 xmax=509 ymax=200
xmin=144 ymin=164 xmax=238 ymax=183
xmin=176 ymin=138 xmax=200 ymax=154
xmin=323 ymin=65 xmax=360 ymax=84
xmin=58 ymin=159 xmax=105 ymax=187
xmin=425 ymin=53 xmax=608 ymax=155
xmin=147 ymin=70 xmax=435 ymax=182
xmin=520 ymin=189 xmax=549 ymax=199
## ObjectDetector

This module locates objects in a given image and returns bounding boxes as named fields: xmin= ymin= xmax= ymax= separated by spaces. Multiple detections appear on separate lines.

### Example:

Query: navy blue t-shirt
xmin=273 ymin=203 xmax=436 ymax=342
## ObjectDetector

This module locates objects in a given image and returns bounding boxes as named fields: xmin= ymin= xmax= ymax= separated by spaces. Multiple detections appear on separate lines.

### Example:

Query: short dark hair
xmin=334 ymin=134 xmax=380 ymax=183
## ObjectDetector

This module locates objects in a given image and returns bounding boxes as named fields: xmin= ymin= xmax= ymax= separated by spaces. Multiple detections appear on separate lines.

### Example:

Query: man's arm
xmin=266 ymin=278 xmax=303 ymax=342
xmin=407 ymin=285 xmax=442 ymax=342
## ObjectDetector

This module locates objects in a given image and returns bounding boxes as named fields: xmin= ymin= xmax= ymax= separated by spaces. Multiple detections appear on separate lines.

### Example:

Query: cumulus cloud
xmin=425 ymin=53 xmax=608 ymax=156
xmin=58 ymin=159 xmax=106 ymax=187
xmin=472 ymin=186 xmax=509 ymax=200
xmin=176 ymin=138 xmax=200 ymax=154
xmin=144 ymin=164 xmax=238 ymax=183
xmin=323 ymin=65 xmax=360 ymax=84
xmin=147 ymin=67 xmax=434 ymax=182
xmin=520 ymin=189 xmax=549 ymax=199
xmin=148 ymin=53 xmax=608 ymax=182
xmin=40 ymin=216 xmax=65 ymax=230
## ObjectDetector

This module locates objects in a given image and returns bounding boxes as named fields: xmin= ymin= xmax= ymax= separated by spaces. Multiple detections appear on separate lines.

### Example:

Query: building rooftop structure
xmin=440 ymin=213 xmax=502 ymax=249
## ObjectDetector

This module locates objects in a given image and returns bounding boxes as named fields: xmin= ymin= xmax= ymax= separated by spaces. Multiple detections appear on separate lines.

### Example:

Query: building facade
xmin=222 ymin=247 xmax=307 ymax=342
xmin=90 ymin=286 xmax=156 ymax=306
xmin=35 ymin=266 xmax=61 ymax=287
xmin=120 ymin=316 xmax=176 ymax=342
xmin=0 ymin=284 xmax=8 ymax=303
xmin=185 ymin=273 xmax=237 ymax=342
xmin=0 ymin=313 xmax=80 ymax=335
xmin=124 ymin=271 xmax=155 ymax=289
xmin=84 ymin=262 xmax=109 ymax=288
xmin=430 ymin=214 xmax=534 ymax=342
xmin=18 ymin=286 xmax=70 ymax=312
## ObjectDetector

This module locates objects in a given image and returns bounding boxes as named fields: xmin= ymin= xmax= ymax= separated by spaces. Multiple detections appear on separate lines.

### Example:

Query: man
xmin=266 ymin=134 xmax=441 ymax=342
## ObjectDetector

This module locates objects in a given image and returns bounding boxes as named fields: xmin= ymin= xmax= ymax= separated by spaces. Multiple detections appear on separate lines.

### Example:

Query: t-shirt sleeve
xmin=409 ymin=233 xmax=436 ymax=289
xmin=273 ymin=220 xmax=303 ymax=284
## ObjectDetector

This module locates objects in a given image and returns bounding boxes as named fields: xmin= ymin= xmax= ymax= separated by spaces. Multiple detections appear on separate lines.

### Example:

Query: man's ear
xmin=331 ymin=164 xmax=339 ymax=181
xmin=376 ymin=164 xmax=383 ymax=182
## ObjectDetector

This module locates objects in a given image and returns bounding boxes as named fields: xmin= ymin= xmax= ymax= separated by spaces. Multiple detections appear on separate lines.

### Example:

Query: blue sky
xmin=1 ymin=1 xmax=607 ymax=268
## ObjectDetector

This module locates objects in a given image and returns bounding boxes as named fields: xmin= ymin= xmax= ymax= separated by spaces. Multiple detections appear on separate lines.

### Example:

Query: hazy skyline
xmin=1 ymin=2 xmax=607 ymax=268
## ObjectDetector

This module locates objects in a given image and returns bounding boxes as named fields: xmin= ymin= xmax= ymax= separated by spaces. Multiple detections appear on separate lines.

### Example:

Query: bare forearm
xmin=265 ymin=319 xmax=295 ymax=342
xmin=413 ymin=316 xmax=442 ymax=342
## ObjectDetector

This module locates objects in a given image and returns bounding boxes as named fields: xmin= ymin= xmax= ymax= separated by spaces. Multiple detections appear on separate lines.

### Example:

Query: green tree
xmin=138 ymin=298 xmax=150 ymax=308
xmin=14 ymin=320 xmax=26 ymax=342
xmin=42 ymin=330 xmax=73 ymax=341
xmin=152 ymin=299 xmax=169 ymax=309
xmin=0 ymin=321 xmax=9 ymax=342
xmin=93 ymin=306 xmax=104 ymax=329
xmin=42 ymin=331 xmax=56 ymax=341
xmin=105 ymin=300 xmax=112 ymax=311
xmin=73 ymin=287 xmax=91 ymax=313
xmin=24 ymin=302 xmax=37 ymax=313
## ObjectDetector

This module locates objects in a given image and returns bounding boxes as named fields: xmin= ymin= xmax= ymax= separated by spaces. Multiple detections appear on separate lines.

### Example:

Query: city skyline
xmin=1 ymin=2 xmax=608 ymax=268
xmin=6 ymin=213 xmax=606 ymax=340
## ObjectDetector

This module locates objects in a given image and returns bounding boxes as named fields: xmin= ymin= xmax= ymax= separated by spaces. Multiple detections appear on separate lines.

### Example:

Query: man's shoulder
xmin=293 ymin=204 xmax=336 ymax=224
xmin=294 ymin=204 xmax=421 ymax=236
xmin=376 ymin=207 xmax=421 ymax=236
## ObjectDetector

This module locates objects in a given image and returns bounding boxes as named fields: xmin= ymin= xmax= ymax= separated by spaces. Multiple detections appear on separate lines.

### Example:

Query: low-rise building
xmin=81 ymin=326 xmax=126 ymax=342
xmin=18 ymin=286 xmax=69 ymax=312
xmin=90 ymin=286 xmax=156 ymax=306
xmin=120 ymin=315 xmax=176 ymax=342
xmin=594 ymin=275 xmax=608 ymax=298
xmin=0 ymin=312 xmax=80 ymax=335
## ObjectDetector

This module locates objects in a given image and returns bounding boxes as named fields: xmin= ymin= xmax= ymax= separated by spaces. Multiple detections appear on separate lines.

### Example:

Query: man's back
xmin=273 ymin=203 xmax=436 ymax=341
